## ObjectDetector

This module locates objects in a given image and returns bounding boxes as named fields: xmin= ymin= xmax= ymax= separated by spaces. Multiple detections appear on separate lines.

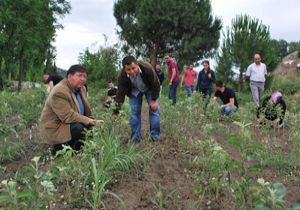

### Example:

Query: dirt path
xmin=104 ymin=108 xmax=200 ymax=210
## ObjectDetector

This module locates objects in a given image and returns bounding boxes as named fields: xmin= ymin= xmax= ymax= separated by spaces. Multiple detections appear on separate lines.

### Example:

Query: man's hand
xmin=274 ymin=118 xmax=281 ymax=124
xmin=207 ymin=73 xmax=211 ymax=79
xmin=96 ymin=120 xmax=104 ymax=125
xmin=169 ymin=81 xmax=172 ymax=86
xmin=193 ymin=90 xmax=197 ymax=95
xmin=112 ymin=113 xmax=118 ymax=121
xmin=211 ymin=97 xmax=217 ymax=104
xmin=88 ymin=118 xmax=97 ymax=126
xmin=149 ymin=100 xmax=158 ymax=111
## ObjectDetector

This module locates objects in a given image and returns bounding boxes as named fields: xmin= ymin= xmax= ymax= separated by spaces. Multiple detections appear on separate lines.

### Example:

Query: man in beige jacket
xmin=39 ymin=65 xmax=97 ymax=154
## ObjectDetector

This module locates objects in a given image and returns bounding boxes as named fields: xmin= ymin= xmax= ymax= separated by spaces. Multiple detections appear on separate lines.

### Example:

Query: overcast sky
xmin=54 ymin=0 xmax=300 ymax=69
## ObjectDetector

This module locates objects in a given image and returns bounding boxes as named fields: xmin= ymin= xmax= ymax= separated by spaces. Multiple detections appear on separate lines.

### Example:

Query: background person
xmin=103 ymin=81 xmax=118 ymax=108
xmin=43 ymin=73 xmax=64 ymax=93
xmin=113 ymin=56 xmax=161 ymax=142
xmin=155 ymin=63 xmax=165 ymax=95
xmin=256 ymin=91 xmax=286 ymax=128
xmin=246 ymin=53 xmax=267 ymax=107
xmin=194 ymin=60 xmax=216 ymax=97
xmin=39 ymin=65 xmax=99 ymax=155
xmin=212 ymin=80 xmax=238 ymax=116
xmin=180 ymin=64 xmax=197 ymax=97
xmin=164 ymin=55 xmax=180 ymax=105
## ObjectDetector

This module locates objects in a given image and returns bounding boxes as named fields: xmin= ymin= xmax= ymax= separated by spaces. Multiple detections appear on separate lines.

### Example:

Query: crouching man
xmin=39 ymin=65 xmax=99 ymax=155
xmin=212 ymin=80 xmax=238 ymax=116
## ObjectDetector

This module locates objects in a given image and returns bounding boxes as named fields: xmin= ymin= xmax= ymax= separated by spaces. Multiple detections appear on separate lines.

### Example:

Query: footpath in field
xmin=104 ymin=108 xmax=200 ymax=209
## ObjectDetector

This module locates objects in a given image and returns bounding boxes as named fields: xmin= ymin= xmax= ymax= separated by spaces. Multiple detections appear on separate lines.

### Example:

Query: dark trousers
xmin=200 ymin=88 xmax=212 ymax=110
xmin=52 ymin=123 xmax=90 ymax=154
xmin=168 ymin=81 xmax=179 ymax=105
xmin=199 ymin=88 xmax=212 ymax=98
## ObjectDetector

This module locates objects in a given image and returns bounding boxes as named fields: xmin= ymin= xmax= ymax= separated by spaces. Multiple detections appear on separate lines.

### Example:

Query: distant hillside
xmin=274 ymin=51 xmax=300 ymax=78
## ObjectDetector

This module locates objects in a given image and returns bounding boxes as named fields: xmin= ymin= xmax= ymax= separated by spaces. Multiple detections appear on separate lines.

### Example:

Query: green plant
xmin=252 ymin=178 xmax=300 ymax=210
xmin=192 ymin=139 xmax=231 ymax=198
xmin=0 ymin=156 xmax=56 ymax=209
xmin=149 ymin=184 xmax=177 ymax=210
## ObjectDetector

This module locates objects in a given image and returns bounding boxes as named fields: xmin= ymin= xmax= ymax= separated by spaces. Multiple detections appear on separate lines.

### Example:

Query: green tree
xmin=288 ymin=41 xmax=300 ymax=57
xmin=270 ymin=39 xmax=288 ymax=60
xmin=216 ymin=37 xmax=234 ymax=85
xmin=216 ymin=15 xmax=278 ymax=91
xmin=114 ymin=0 xmax=221 ymax=68
xmin=78 ymin=41 xmax=120 ymax=88
xmin=0 ymin=0 xmax=70 ymax=91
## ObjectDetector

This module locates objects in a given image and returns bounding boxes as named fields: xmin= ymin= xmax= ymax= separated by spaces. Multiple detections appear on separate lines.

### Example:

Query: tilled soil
xmin=104 ymin=136 xmax=200 ymax=210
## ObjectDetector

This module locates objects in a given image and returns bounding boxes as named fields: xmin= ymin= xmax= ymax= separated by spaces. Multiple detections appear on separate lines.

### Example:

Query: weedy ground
xmin=1 ymin=87 xmax=300 ymax=210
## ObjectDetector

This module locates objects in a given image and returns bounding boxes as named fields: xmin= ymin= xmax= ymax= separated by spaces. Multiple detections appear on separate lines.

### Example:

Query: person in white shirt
xmin=246 ymin=53 xmax=267 ymax=106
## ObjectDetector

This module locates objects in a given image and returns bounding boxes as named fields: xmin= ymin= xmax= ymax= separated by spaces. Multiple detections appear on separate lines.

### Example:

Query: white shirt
xmin=246 ymin=62 xmax=267 ymax=82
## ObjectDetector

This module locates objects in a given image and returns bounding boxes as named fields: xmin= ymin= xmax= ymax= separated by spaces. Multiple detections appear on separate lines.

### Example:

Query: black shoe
xmin=51 ymin=144 xmax=63 ymax=156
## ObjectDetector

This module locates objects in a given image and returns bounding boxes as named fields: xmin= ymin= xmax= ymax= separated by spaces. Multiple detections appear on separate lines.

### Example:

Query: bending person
xmin=212 ymin=80 xmax=238 ymax=116
xmin=113 ymin=56 xmax=161 ymax=142
xmin=257 ymin=91 xmax=286 ymax=128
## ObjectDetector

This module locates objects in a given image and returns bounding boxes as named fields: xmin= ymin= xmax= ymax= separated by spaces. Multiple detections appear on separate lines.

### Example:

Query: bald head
xmin=254 ymin=53 xmax=262 ymax=65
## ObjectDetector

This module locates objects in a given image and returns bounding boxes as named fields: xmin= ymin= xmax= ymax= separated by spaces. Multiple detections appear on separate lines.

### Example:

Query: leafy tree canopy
xmin=114 ymin=0 xmax=222 ymax=68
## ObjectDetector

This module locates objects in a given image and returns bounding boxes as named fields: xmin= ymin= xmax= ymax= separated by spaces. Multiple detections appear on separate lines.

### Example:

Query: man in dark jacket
xmin=114 ymin=56 xmax=161 ymax=141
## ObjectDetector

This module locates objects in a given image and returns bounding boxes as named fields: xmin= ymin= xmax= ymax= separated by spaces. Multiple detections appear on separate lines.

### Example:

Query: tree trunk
xmin=18 ymin=47 xmax=25 ymax=92
xmin=238 ymin=67 xmax=244 ymax=92
xmin=0 ymin=57 xmax=3 ymax=90
xmin=238 ymin=65 xmax=247 ymax=91
xmin=150 ymin=43 xmax=158 ymax=68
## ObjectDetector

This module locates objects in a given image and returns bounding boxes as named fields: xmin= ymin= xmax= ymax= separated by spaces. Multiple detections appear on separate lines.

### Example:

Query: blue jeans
xmin=129 ymin=92 xmax=160 ymax=141
xmin=168 ymin=81 xmax=179 ymax=104
xmin=222 ymin=105 xmax=238 ymax=116
xmin=185 ymin=85 xmax=194 ymax=97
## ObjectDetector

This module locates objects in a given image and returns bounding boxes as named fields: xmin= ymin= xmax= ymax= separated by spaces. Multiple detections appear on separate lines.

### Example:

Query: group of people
xmin=39 ymin=53 xmax=286 ymax=155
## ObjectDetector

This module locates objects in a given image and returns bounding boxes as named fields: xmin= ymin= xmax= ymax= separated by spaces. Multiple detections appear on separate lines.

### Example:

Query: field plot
xmin=1 ymin=89 xmax=300 ymax=210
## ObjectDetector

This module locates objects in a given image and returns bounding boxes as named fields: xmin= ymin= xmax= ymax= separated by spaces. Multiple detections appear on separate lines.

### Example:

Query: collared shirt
xmin=167 ymin=60 xmax=180 ymax=82
xmin=184 ymin=68 xmax=197 ymax=86
xmin=246 ymin=62 xmax=267 ymax=82
xmin=75 ymin=91 xmax=85 ymax=115
xmin=128 ymin=68 xmax=148 ymax=97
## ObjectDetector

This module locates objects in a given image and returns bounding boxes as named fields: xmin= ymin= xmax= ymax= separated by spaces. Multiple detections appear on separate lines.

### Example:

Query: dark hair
xmin=122 ymin=56 xmax=137 ymax=67
xmin=201 ymin=60 xmax=210 ymax=65
xmin=215 ymin=80 xmax=224 ymax=88
xmin=202 ymin=60 xmax=211 ymax=72
xmin=67 ymin=65 xmax=87 ymax=76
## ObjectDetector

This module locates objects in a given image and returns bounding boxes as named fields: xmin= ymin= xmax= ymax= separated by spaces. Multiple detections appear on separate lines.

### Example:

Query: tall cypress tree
xmin=217 ymin=15 xmax=278 ymax=91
